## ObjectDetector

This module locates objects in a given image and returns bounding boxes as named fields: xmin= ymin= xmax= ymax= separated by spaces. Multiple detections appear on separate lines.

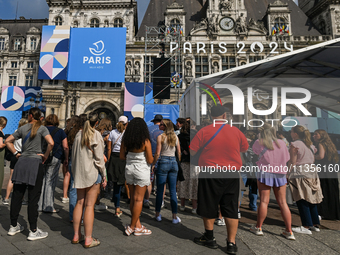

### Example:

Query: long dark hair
xmin=29 ymin=108 xmax=42 ymax=138
xmin=66 ymin=115 xmax=80 ymax=147
xmin=122 ymin=117 xmax=150 ymax=152
xmin=314 ymin=129 xmax=339 ymax=163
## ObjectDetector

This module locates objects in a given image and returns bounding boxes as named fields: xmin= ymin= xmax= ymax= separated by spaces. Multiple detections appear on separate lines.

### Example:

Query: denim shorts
xmin=94 ymin=173 xmax=102 ymax=185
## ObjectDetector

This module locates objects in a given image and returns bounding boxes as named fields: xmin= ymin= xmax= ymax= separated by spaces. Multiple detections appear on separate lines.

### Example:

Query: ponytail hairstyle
xmin=29 ymin=108 xmax=42 ymax=138
xmin=161 ymin=119 xmax=177 ymax=147
xmin=258 ymin=123 xmax=280 ymax=150
xmin=292 ymin=125 xmax=312 ymax=147
xmin=81 ymin=112 xmax=99 ymax=148
xmin=97 ymin=118 xmax=112 ymax=134
xmin=116 ymin=122 xmax=126 ymax=133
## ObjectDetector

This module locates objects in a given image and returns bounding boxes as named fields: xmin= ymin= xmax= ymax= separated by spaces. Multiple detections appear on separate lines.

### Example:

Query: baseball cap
xmin=151 ymin=114 xmax=163 ymax=122
xmin=210 ymin=105 xmax=230 ymax=117
xmin=118 ymin=116 xmax=128 ymax=124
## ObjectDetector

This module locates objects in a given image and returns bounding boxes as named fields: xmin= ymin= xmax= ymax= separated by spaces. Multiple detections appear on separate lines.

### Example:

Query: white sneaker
xmin=318 ymin=215 xmax=322 ymax=221
xmin=179 ymin=206 xmax=185 ymax=211
xmin=215 ymin=218 xmax=225 ymax=226
xmin=282 ymin=230 xmax=296 ymax=240
xmin=309 ymin=226 xmax=320 ymax=232
xmin=27 ymin=228 xmax=48 ymax=241
xmin=62 ymin=197 xmax=69 ymax=203
xmin=238 ymin=212 xmax=241 ymax=219
xmin=192 ymin=208 xmax=197 ymax=214
xmin=8 ymin=223 xmax=24 ymax=236
xmin=172 ymin=216 xmax=181 ymax=224
xmin=292 ymin=226 xmax=312 ymax=235
xmin=156 ymin=214 xmax=162 ymax=222
xmin=94 ymin=202 xmax=107 ymax=211
xmin=250 ymin=225 xmax=264 ymax=236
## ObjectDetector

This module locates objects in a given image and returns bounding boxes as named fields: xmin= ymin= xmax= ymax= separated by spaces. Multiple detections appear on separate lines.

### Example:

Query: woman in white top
xmin=154 ymin=119 xmax=181 ymax=224
xmin=71 ymin=112 xmax=107 ymax=248
xmin=107 ymin=116 xmax=128 ymax=217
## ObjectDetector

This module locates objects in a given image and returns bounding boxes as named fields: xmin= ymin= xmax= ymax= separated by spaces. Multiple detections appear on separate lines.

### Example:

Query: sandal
xmin=71 ymin=234 xmax=84 ymax=244
xmin=84 ymin=237 xmax=100 ymax=248
xmin=115 ymin=211 xmax=123 ymax=218
xmin=125 ymin=224 xmax=134 ymax=236
xmin=134 ymin=225 xmax=152 ymax=236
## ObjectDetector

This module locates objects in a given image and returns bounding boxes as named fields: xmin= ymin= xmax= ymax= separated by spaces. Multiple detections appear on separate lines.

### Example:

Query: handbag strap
xmin=23 ymin=130 xmax=32 ymax=145
xmin=112 ymin=131 xmax=124 ymax=149
xmin=202 ymin=124 xmax=226 ymax=149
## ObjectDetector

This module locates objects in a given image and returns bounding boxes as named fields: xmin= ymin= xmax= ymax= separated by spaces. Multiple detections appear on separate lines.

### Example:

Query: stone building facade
xmin=0 ymin=0 xmax=338 ymax=126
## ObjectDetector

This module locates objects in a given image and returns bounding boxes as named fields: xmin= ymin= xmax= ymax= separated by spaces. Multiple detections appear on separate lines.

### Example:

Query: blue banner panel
xmin=38 ymin=26 xmax=70 ymax=80
xmin=124 ymin=82 xmax=153 ymax=121
xmin=0 ymin=111 xmax=23 ymax=135
xmin=67 ymin=28 xmax=126 ymax=82
xmin=145 ymin=104 xmax=179 ymax=127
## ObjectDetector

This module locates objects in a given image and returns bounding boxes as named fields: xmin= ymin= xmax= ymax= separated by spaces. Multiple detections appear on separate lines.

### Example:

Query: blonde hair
xmin=258 ymin=123 xmax=280 ymax=150
xmin=81 ymin=112 xmax=98 ymax=148
xmin=292 ymin=125 xmax=312 ymax=147
xmin=18 ymin=118 xmax=28 ymax=128
xmin=161 ymin=119 xmax=177 ymax=147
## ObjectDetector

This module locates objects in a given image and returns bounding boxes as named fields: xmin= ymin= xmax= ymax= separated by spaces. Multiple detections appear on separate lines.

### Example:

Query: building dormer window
xmin=73 ymin=21 xmax=79 ymax=28
xmin=55 ymin=16 xmax=62 ymax=26
xmin=104 ymin=20 xmax=109 ymax=27
xmin=170 ymin=19 xmax=181 ymax=27
xmin=90 ymin=18 xmax=100 ymax=28
xmin=14 ymin=38 xmax=21 ymax=51
xmin=0 ymin=38 xmax=5 ymax=50
xmin=114 ymin=18 xmax=123 ymax=27
xmin=272 ymin=17 xmax=289 ymax=35
xmin=30 ymin=38 xmax=37 ymax=50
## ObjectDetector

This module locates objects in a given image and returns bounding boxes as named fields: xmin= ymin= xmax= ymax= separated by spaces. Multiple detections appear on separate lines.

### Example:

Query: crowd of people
xmin=0 ymin=106 xmax=339 ymax=254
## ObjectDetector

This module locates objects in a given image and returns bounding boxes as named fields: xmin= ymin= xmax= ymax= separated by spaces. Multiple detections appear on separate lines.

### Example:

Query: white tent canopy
xmin=180 ymin=38 xmax=340 ymax=123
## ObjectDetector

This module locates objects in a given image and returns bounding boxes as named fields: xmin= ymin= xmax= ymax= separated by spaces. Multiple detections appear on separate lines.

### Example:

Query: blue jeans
xmin=38 ymin=157 xmax=62 ymax=212
xmin=155 ymin=156 xmax=178 ymax=214
xmin=68 ymin=160 xmax=77 ymax=221
xmin=240 ymin=172 xmax=258 ymax=211
xmin=296 ymin=199 xmax=320 ymax=227
xmin=112 ymin=182 xmax=122 ymax=208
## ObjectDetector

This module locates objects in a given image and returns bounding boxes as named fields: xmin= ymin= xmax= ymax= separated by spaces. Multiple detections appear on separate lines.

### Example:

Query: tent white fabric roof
xmin=180 ymin=38 xmax=340 ymax=121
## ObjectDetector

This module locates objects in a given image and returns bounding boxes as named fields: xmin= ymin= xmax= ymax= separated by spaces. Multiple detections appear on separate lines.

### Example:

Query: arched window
xmin=114 ymin=18 xmax=123 ymax=27
xmin=73 ymin=21 xmax=79 ymax=28
xmin=90 ymin=18 xmax=100 ymax=28
xmin=55 ymin=16 xmax=62 ymax=26
xmin=104 ymin=20 xmax=109 ymax=27
xmin=272 ymin=17 xmax=289 ymax=35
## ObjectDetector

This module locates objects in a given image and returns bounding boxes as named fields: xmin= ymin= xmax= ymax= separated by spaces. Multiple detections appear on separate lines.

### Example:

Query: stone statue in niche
xmin=126 ymin=61 xmax=132 ymax=76
xmin=220 ymin=0 xmax=233 ymax=11
xmin=207 ymin=14 xmax=218 ymax=36
xmin=212 ymin=62 xmax=219 ymax=73
xmin=134 ymin=61 xmax=140 ymax=75
xmin=185 ymin=61 xmax=192 ymax=77
xmin=21 ymin=40 xmax=25 ymax=52
xmin=235 ymin=13 xmax=247 ymax=33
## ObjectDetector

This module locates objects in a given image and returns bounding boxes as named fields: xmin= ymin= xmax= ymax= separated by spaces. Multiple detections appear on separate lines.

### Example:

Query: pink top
xmin=252 ymin=139 xmax=290 ymax=174
xmin=291 ymin=140 xmax=317 ymax=165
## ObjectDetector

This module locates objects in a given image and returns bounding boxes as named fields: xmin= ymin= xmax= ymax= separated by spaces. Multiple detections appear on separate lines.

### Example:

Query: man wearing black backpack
xmin=38 ymin=114 xmax=69 ymax=213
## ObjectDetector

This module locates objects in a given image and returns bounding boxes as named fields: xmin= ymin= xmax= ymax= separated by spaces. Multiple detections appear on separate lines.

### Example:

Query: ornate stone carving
xmin=212 ymin=61 xmax=219 ymax=73
xmin=220 ymin=0 xmax=233 ymax=11
xmin=248 ymin=18 xmax=268 ymax=34
xmin=235 ymin=13 xmax=247 ymax=34
xmin=185 ymin=61 xmax=193 ymax=77
xmin=126 ymin=61 xmax=132 ymax=76
xmin=134 ymin=61 xmax=140 ymax=76
xmin=207 ymin=14 xmax=218 ymax=37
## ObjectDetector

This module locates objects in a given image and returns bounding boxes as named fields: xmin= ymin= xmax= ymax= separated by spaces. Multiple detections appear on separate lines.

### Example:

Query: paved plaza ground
xmin=0 ymin=165 xmax=340 ymax=255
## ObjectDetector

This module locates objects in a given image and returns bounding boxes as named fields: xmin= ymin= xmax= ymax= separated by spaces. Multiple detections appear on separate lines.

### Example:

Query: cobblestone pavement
xmin=1 ymin=165 xmax=339 ymax=255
